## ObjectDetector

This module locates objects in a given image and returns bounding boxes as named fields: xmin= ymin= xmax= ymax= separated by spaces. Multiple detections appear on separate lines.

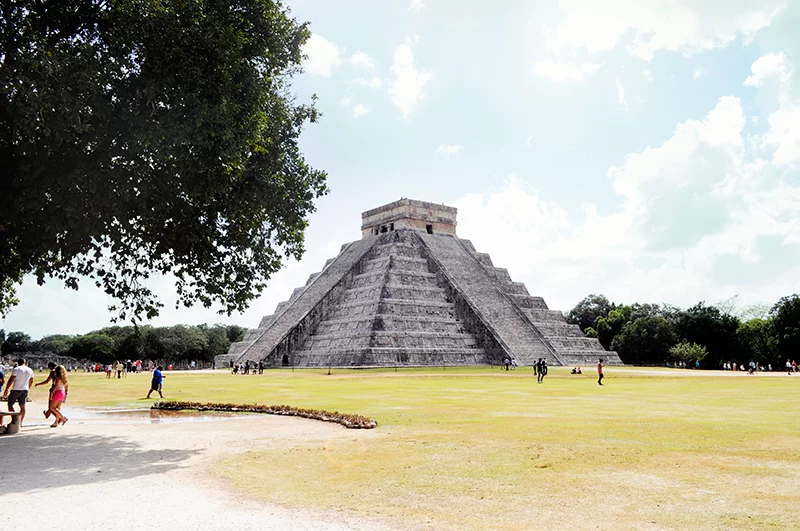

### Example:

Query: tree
xmin=199 ymin=324 xmax=232 ymax=361
xmin=771 ymin=295 xmax=800 ymax=360
xmin=1 ymin=0 xmax=327 ymax=321
xmin=566 ymin=294 xmax=614 ymax=332
xmin=69 ymin=333 xmax=116 ymax=363
xmin=669 ymin=341 xmax=707 ymax=367
xmin=145 ymin=325 xmax=207 ymax=361
xmin=673 ymin=303 xmax=740 ymax=369
xmin=736 ymin=319 xmax=778 ymax=367
xmin=226 ymin=325 xmax=247 ymax=344
xmin=738 ymin=303 xmax=771 ymax=322
xmin=1 ymin=331 xmax=32 ymax=355
xmin=595 ymin=306 xmax=632 ymax=350
xmin=610 ymin=317 xmax=678 ymax=365
xmin=36 ymin=335 xmax=75 ymax=355
xmin=115 ymin=326 xmax=152 ymax=360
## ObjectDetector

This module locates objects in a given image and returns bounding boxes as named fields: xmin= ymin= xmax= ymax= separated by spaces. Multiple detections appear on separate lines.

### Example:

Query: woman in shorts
xmin=46 ymin=365 xmax=69 ymax=427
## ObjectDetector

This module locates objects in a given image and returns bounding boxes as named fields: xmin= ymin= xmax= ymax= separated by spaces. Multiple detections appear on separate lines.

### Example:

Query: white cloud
xmin=409 ymin=0 xmax=424 ymax=13
xmin=351 ymin=104 xmax=370 ymax=118
xmin=643 ymin=69 xmax=653 ymax=82
xmin=302 ymin=35 xmax=341 ymax=76
xmin=389 ymin=42 xmax=433 ymax=117
xmin=350 ymin=51 xmax=374 ymax=69
xmin=745 ymin=52 xmax=790 ymax=89
xmin=532 ymin=60 xmax=602 ymax=82
xmin=763 ymin=102 xmax=800 ymax=166
xmin=748 ymin=53 xmax=800 ymax=165
xmin=615 ymin=77 xmax=627 ymax=107
xmin=338 ymin=96 xmax=352 ymax=107
xmin=525 ymin=136 xmax=533 ymax=147
xmin=349 ymin=76 xmax=384 ymax=89
xmin=454 ymin=95 xmax=800 ymax=313
xmin=543 ymin=0 xmax=785 ymax=61
xmin=693 ymin=67 xmax=707 ymax=79
xmin=436 ymin=144 xmax=462 ymax=157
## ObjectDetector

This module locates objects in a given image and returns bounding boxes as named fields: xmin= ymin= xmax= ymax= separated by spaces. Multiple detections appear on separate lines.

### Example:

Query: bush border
xmin=151 ymin=401 xmax=378 ymax=429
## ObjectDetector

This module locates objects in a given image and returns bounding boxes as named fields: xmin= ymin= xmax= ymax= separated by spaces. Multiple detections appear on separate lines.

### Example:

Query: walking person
xmin=35 ymin=361 xmax=58 ymax=419
xmin=2 ymin=358 xmax=35 ymax=427
xmin=146 ymin=366 xmax=165 ymax=398
xmin=536 ymin=358 xmax=544 ymax=383
xmin=532 ymin=359 xmax=538 ymax=377
xmin=598 ymin=358 xmax=605 ymax=385
xmin=46 ymin=365 xmax=69 ymax=427
xmin=541 ymin=359 xmax=548 ymax=382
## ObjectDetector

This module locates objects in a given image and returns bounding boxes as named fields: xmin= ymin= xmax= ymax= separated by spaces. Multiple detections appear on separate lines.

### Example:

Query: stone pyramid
xmin=217 ymin=199 xmax=622 ymax=368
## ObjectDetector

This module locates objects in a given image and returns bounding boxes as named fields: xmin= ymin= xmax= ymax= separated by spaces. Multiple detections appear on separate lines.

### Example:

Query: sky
xmin=4 ymin=0 xmax=800 ymax=339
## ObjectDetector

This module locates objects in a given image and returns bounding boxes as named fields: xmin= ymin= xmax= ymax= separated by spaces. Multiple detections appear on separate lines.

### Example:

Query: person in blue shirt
xmin=146 ymin=366 xmax=165 ymax=398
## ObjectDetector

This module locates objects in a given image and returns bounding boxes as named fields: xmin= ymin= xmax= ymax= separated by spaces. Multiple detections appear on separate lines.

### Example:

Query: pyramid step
xmin=304 ymin=331 xmax=482 ymax=350
xmin=526 ymin=309 xmax=566 ymax=322
xmin=289 ymin=347 xmax=490 ymax=367
xmin=370 ymin=241 xmax=427 ymax=259
xmin=547 ymin=337 xmax=607 ymax=350
xmin=504 ymin=282 xmax=529 ymax=296
xmin=531 ymin=323 xmax=585 ymax=338
xmin=487 ymin=267 xmax=511 ymax=283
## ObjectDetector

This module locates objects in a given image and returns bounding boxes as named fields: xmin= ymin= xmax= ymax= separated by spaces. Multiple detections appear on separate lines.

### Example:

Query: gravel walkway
xmin=0 ymin=408 xmax=390 ymax=530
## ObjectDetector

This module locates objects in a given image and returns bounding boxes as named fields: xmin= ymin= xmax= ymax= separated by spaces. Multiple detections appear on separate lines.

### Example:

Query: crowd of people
xmin=0 ymin=357 xmax=171 ymax=434
xmin=721 ymin=359 xmax=798 ymax=374
xmin=232 ymin=359 xmax=264 ymax=375
xmin=0 ymin=358 xmax=68 ymax=431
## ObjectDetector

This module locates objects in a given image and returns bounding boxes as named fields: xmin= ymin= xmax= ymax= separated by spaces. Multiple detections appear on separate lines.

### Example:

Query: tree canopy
xmin=568 ymin=294 xmax=797 ymax=368
xmin=565 ymin=294 xmax=614 ymax=332
xmin=1 ymin=323 xmax=242 ymax=363
xmin=0 ymin=0 xmax=327 ymax=321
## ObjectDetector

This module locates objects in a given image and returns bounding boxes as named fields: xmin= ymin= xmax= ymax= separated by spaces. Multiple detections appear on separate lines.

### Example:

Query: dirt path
xmin=0 ymin=408 xmax=390 ymax=530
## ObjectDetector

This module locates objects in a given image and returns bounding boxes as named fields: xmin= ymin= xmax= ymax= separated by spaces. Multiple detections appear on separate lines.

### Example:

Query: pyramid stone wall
xmin=218 ymin=199 xmax=622 ymax=368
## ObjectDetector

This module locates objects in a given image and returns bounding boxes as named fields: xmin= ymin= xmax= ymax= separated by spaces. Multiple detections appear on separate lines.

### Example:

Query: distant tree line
xmin=566 ymin=294 xmax=800 ymax=369
xmin=0 ymin=324 xmax=245 ymax=365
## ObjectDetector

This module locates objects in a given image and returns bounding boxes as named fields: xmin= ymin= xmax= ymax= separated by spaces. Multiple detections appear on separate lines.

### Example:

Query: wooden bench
xmin=0 ymin=411 xmax=22 ymax=435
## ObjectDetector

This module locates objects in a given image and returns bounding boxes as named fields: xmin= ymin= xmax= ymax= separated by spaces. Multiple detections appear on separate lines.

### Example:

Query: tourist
xmin=532 ymin=359 xmax=538 ymax=377
xmin=115 ymin=360 xmax=124 ymax=379
xmin=258 ymin=360 xmax=264 ymax=374
xmin=2 ymin=358 xmax=35 ymax=427
xmin=536 ymin=358 xmax=543 ymax=383
xmin=46 ymin=365 xmax=69 ymax=427
xmin=787 ymin=359 xmax=793 ymax=375
xmin=510 ymin=358 xmax=518 ymax=370
xmin=34 ymin=361 xmax=58 ymax=419
xmin=793 ymin=360 xmax=798 ymax=373
xmin=597 ymin=358 xmax=604 ymax=386
xmin=146 ymin=366 xmax=165 ymax=398
xmin=0 ymin=366 xmax=4 ymax=393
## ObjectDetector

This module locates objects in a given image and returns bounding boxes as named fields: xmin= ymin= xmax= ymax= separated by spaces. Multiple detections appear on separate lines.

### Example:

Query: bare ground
xmin=0 ymin=408 xmax=391 ymax=530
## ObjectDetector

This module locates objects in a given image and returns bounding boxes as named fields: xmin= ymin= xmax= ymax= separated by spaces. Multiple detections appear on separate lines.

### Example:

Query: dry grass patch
xmin=64 ymin=367 xmax=800 ymax=530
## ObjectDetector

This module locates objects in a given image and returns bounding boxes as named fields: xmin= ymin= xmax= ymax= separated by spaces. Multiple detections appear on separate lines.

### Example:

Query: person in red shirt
xmin=597 ymin=359 xmax=604 ymax=386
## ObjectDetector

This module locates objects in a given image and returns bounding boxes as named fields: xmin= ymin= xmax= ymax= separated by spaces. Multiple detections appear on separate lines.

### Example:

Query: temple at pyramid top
xmin=361 ymin=198 xmax=457 ymax=238
xmin=217 ymin=198 xmax=622 ymax=369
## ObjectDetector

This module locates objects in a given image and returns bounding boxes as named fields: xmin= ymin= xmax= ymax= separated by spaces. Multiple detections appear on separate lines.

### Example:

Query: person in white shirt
xmin=2 ymin=358 xmax=35 ymax=427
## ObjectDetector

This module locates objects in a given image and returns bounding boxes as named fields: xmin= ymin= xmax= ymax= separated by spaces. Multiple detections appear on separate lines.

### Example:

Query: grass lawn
xmin=62 ymin=366 xmax=800 ymax=530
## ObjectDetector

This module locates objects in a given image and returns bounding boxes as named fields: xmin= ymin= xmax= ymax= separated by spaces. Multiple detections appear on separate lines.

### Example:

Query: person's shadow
xmin=0 ymin=431 xmax=197 ymax=494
